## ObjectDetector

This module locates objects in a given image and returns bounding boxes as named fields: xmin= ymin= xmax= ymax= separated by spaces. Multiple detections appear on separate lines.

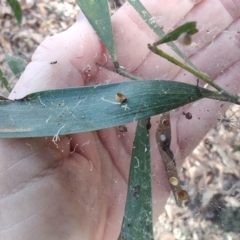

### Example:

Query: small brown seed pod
xmin=162 ymin=118 xmax=170 ymax=127
xmin=178 ymin=32 xmax=192 ymax=45
xmin=177 ymin=189 xmax=189 ymax=201
xmin=116 ymin=93 xmax=127 ymax=103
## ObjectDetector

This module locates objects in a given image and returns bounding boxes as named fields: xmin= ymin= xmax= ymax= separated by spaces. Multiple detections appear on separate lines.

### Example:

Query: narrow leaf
xmin=127 ymin=0 xmax=198 ymax=70
xmin=76 ymin=0 xmax=117 ymax=63
xmin=155 ymin=22 xmax=198 ymax=45
xmin=6 ymin=0 xmax=22 ymax=26
xmin=5 ymin=55 xmax=26 ymax=77
xmin=118 ymin=119 xmax=153 ymax=240
xmin=156 ymin=112 xmax=189 ymax=207
xmin=0 ymin=80 xmax=218 ymax=138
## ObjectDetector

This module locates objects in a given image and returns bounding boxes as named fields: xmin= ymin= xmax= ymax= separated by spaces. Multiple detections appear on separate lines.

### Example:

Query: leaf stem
xmin=97 ymin=62 xmax=142 ymax=80
xmin=148 ymin=44 xmax=240 ymax=104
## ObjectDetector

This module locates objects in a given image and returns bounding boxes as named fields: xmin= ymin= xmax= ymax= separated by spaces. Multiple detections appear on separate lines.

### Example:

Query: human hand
xmin=1 ymin=0 xmax=240 ymax=239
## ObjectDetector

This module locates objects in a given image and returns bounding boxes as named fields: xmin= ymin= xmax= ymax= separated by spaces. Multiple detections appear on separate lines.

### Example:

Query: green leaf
xmin=0 ymin=80 xmax=217 ymax=138
xmin=5 ymin=55 xmax=26 ymax=77
xmin=127 ymin=0 xmax=198 ymax=70
xmin=233 ymin=146 xmax=240 ymax=153
xmin=76 ymin=0 xmax=117 ymax=63
xmin=0 ymin=69 xmax=11 ymax=92
xmin=155 ymin=22 xmax=198 ymax=45
xmin=6 ymin=0 xmax=22 ymax=26
xmin=118 ymin=119 xmax=153 ymax=240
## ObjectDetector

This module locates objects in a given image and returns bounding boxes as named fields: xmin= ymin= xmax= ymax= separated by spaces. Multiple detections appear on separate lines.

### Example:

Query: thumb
xmin=9 ymin=13 xmax=102 ymax=100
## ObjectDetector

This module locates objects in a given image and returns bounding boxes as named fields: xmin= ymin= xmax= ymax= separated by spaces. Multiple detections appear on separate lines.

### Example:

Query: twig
xmin=155 ymin=112 xmax=189 ymax=207
xmin=96 ymin=62 xmax=142 ymax=80
xmin=148 ymin=44 xmax=240 ymax=105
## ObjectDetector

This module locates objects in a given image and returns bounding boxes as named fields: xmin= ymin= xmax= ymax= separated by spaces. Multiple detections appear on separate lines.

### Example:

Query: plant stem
xmin=148 ymin=44 xmax=240 ymax=104
xmin=97 ymin=62 xmax=142 ymax=80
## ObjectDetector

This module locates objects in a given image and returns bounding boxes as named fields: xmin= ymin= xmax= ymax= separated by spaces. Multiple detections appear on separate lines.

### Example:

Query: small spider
xmin=218 ymin=110 xmax=240 ymax=131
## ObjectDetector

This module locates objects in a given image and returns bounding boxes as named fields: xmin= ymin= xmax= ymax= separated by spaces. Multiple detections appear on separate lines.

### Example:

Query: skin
xmin=1 ymin=0 xmax=240 ymax=239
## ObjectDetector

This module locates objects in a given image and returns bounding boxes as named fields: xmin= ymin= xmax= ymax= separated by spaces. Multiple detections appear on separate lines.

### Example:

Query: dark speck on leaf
xmin=146 ymin=118 xmax=151 ymax=132
xmin=133 ymin=185 xmax=140 ymax=199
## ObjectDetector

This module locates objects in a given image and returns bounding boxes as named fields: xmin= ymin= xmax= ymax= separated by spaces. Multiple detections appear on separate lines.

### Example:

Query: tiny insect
xmin=118 ymin=125 xmax=127 ymax=132
xmin=218 ymin=110 xmax=240 ymax=131
xmin=50 ymin=61 xmax=57 ymax=64
xmin=133 ymin=185 xmax=140 ymax=200
xmin=116 ymin=92 xmax=126 ymax=103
